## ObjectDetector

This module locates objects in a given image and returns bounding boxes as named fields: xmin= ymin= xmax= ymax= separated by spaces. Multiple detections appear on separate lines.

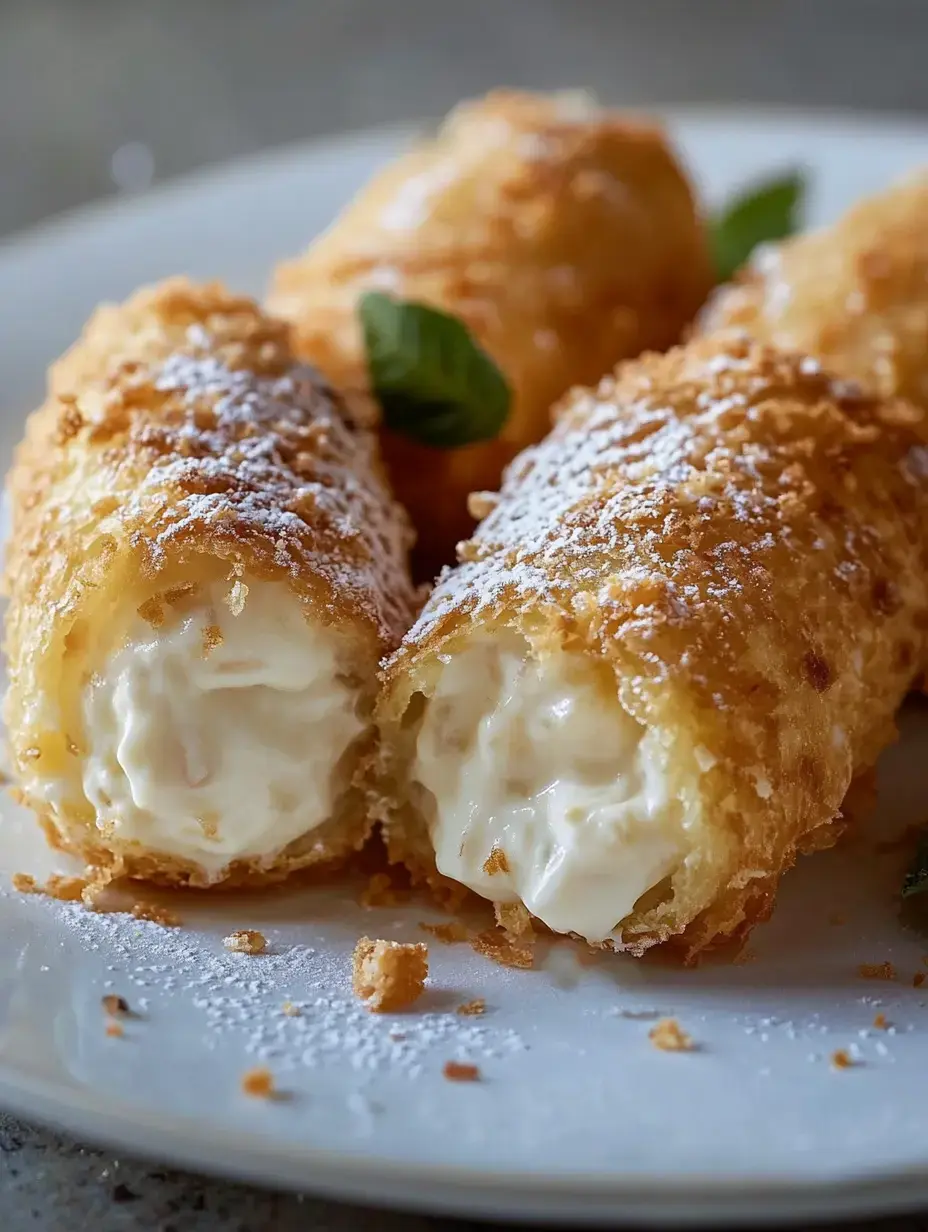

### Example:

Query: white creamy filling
xmin=413 ymin=633 xmax=687 ymax=943
xmin=81 ymin=580 xmax=363 ymax=872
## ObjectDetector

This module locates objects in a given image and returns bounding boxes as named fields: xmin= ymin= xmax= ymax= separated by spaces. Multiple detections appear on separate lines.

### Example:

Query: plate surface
xmin=3 ymin=109 xmax=928 ymax=1227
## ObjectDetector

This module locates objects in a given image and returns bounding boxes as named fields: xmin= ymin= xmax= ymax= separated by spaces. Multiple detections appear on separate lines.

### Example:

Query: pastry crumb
xmin=914 ymin=972 xmax=926 ymax=988
xmin=456 ymin=999 xmax=486 ymax=1017
xmin=649 ymin=1018 xmax=693 ymax=1052
xmin=360 ymin=872 xmax=404 ymax=908
xmin=101 ymin=994 xmax=130 ymax=1016
xmin=281 ymin=1001 xmax=301 ymax=1017
xmin=831 ymin=1049 xmax=856 ymax=1070
xmin=472 ymin=928 xmax=534 ymax=970
xmin=130 ymin=902 xmax=181 ymax=927
xmin=11 ymin=873 xmax=37 ymax=894
xmin=105 ymin=1021 xmax=124 ymax=1038
xmin=45 ymin=874 xmax=88 ymax=902
xmin=467 ymin=490 xmax=499 ymax=520
xmin=482 ymin=846 xmax=510 ymax=876
xmin=873 ymin=1012 xmax=890 ymax=1030
xmin=352 ymin=936 xmax=428 ymax=1012
xmin=494 ymin=900 xmax=533 ymax=939
xmin=419 ymin=920 xmax=469 ymax=944
xmin=224 ymin=929 xmax=267 ymax=955
xmin=443 ymin=1061 xmax=480 ymax=1082
xmin=202 ymin=623 xmax=223 ymax=657
xmin=241 ymin=1067 xmax=275 ymax=1098
xmin=858 ymin=961 xmax=896 ymax=981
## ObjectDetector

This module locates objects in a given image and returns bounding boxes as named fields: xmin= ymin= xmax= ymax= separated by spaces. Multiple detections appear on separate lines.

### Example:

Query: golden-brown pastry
xmin=268 ymin=89 xmax=713 ymax=576
xmin=700 ymin=172 xmax=928 ymax=407
xmin=376 ymin=333 xmax=928 ymax=958
xmin=4 ymin=278 xmax=416 ymax=888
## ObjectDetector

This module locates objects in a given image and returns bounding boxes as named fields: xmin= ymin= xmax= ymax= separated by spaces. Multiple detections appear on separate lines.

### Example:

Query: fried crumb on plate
xmin=105 ymin=1021 xmax=124 ymax=1039
xmin=472 ymin=928 xmax=534 ymax=970
xmin=456 ymin=999 xmax=486 ymax=1017
xmin=443 ymin=1060 xmax=480 ymax=1082
xmin=101 ymin=994 xmax=130 ymax=1016
xmin=281 ymin=1001 xmax=301 ymax=1017
xmin=224 ymin=929 xmax=267 ymax=955
xmin=360 ymin=871 xmax=406 ymax=909
xmin=130 ymin=902 xmax=181 ymax=927
xmin=649 ymin=1018 xmax=694 ymax=1052
xmin=858 ymin=961 xmax=896 ymax=981
xmin=352 ymin=936 xmax=428 ymax=1012
xmin=419 ymin=920 xmax=469 ymax=945
xmin=914 ymin=972 xmax=926 ymax=988
xmin=241 ymin=1067 xmax=276 ymax=1098
xmin=873 ymin=1012 xmax=890 ymax=1029
xmin=12 ymin=872 xmax=88 ymax=901
xmin=831 ymin=1049 xmax=856 ymax=1070
xmin=494 ymin=900 xmax=534 ymax=939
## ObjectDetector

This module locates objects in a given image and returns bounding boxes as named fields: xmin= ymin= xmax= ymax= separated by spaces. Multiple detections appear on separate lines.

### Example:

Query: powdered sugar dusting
xmin=404 ymin=335 xmax=890 ymax=647
xmin=51 ymin=899 xmax=525 ymax=1080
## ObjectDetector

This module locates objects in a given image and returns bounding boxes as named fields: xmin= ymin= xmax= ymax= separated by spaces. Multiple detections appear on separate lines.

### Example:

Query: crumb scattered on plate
xmin=857 ymin=961 xmax=896 ymax=981
xmin=443 ymin=1061 xmax=480 ymax=1082
xmin=914 ymin=972 xmax=925 ymax=988
xmin=831 ymin=1049 xmax=856 ymax=1069
xmin=456 ymin=999 xmax=486 ymax=1017
xmin=224 ymin=929 xmax=267 ymax=955
xmin=649 ymin=1018 xmax=693 ymax=1052
xmin=472 ymin=929 xmax=534 ymax=970
xmin=101 ymin=994 xmax=130 ymax=1016
xmin=352 ymin=936 xmax=428 ymax=1012
xmin=281 ymin=1001 xmax=301 ymax=1017
xmin=419 ymin=920 xmax=469 ymax=944
xmin=873 ymin=1012 xmax=890 ymax=1029
xmin=130 ymin=902 xmax=181 ymax=927
xmin=241 ymin=1067 xmax=275 ymax=1098
xmin=105 ymin=1021 xmax=124 ymax=1038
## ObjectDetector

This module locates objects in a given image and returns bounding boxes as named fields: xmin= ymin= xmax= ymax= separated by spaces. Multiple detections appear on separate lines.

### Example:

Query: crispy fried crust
xmin=268 ymin=89 xmax=713 ymax=576
xmin=4 ymin=278 xmax=417 ymax=887
xmin=700 ymin=172 xmax=928 ymax=407
xmin=377 ymin=334 xmax=928 ymax=958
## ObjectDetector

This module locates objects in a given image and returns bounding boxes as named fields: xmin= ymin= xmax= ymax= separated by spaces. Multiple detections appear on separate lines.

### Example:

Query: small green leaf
xmin=358 ymin=292 xmax=512 ymax=449
xmin=903 ymin=828 xmax=928 ymax=899
xmin=711 ymin=171 xmax=807 ymax=283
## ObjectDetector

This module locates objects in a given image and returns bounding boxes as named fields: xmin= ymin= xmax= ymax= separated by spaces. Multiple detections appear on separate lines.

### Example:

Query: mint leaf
xmin=903 ymin=828 xmax=928 ymax=899
xmin=711 ymin=171 xmax=806 ymax=283
xmin=359 ymin=292 xmax=512 ymax=449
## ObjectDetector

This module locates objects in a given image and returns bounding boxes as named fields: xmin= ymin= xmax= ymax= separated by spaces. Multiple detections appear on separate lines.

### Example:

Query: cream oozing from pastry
xmin=412 ymin=632 xmax=688 ymax=942
xmin=80 ymin=580 xmax=363 ymax=873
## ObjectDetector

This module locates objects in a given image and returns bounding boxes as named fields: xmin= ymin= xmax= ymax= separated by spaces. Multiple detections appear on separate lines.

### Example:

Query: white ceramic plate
xmin=3 ymin=109 xmax=928 ymax=1228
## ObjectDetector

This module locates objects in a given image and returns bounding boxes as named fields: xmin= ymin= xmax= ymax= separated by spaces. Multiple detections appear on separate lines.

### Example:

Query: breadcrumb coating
xmin=4 ymin=278 xmax=416 ymax=887
xmin=269 ymin=88 xmax=712 ymax=575
xmin=378 ymin=334 xmax=928 ymax=957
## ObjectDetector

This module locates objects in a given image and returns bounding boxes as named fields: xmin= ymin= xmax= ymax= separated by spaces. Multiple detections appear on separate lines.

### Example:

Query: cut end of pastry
xmin=380 ymin=627 xmax=729 ymax=948
xmin=18 ymin=575 xmax=372 ymax=884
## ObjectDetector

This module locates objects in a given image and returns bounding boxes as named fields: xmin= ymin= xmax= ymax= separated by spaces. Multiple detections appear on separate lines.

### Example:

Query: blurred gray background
xmin=4 ymin=0 xmax=928 ymax=239
xmin=6 ymin=2 xmax=928 ymax=1229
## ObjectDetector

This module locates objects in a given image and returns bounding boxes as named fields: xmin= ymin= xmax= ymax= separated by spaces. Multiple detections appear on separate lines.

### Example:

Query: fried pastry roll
xmin=701 ymin=172 xmax=928 ymax=407
xmin=268 ymin=89 xmax=712 ymax=574
xmin=376 ymin=334 xmax=928 ymax=957
xmin=4 ymin=279 xmax=416 ymax=887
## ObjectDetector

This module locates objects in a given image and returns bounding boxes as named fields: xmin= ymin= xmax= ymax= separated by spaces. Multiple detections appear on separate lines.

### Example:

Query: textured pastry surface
xmin=700 ymin=172 xmax=928 ymax=408
xmin=378 ymin=333 xmax=928 ymax=957
xmin=268 ymin=89 xmax=713 ymax=574
xmin=5 ymin=278 xmax=416 ymax=887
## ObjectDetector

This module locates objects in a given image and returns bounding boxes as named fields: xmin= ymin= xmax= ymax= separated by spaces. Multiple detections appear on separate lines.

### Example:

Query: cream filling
xmin=80 ymin=580 xmax=363 ymax=873
xmin=412 ymin=633 xmax=688 ymax=943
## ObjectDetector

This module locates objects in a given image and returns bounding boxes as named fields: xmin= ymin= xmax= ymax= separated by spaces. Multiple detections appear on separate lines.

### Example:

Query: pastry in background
xmin=268 ymin=89 xmax=713 ymax=575
xmin=376 ymin=334 xmax=928 ymax=959
xmin=701 ymin=172 xmax=928 ymax=407
xmin=4 ymin=279 xmax=416 ymax=888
